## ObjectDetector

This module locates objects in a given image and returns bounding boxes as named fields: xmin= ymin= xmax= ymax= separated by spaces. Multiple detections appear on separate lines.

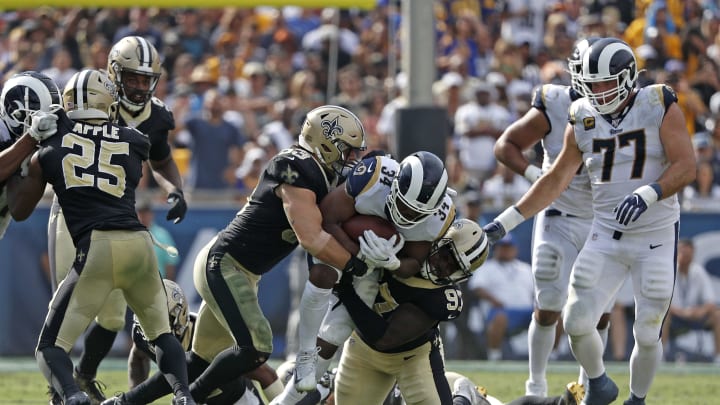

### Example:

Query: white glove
xmin=28 ymin=111 xmax=59 ymax=142
xmin=358 ymin=230 xmax=405 ymax=271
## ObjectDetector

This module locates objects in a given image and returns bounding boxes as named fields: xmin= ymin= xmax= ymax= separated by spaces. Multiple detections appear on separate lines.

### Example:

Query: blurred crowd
xmin=2 ymin=0 xmax=720 ymax=212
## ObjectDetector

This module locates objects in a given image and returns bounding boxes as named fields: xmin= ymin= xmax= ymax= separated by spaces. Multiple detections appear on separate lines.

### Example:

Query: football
xmin=341 ymin=214 xmax=398 ymax=242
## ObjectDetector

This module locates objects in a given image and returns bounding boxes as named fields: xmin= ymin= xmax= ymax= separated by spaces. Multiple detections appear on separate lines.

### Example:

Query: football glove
xmin=358 ymin=230 xmax=404 ymax=271
xmin=166 ymin=190 xmax=187 ymax=224
xmin=482 ymin=221 xmax=507 ymax=245
xmin=613 ymin=184 xmax=661 ymax=226
xmin=342 ymin=255 xmax=370 ymax=278
xmin=28 ymin=111 xmax=58 ymax=142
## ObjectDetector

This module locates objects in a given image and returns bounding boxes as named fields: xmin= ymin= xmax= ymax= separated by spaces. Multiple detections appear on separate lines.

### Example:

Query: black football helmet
xmin=0 ymin=71 xmax=61 ymax=139
xmin=580 ymin=37 xmax=638 ymax=114
xmin=387 ymin=151 xmax=448 ymax=228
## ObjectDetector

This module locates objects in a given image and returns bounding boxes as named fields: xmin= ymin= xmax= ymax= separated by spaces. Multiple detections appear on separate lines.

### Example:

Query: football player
xmin=46 ymin=36 xmax=186 ymax=404
xmin=0 ymin=71 xmax=61 ymax=237
xmin=483 ymin=38 xmax=696 ymax=405
xmin=280 ymin=150 xmax=455 ymax=401
xmin=7 ymin=69 xmax=194 ymax=405
xmin=493 ymin=38 xmax=613 ymax=396
xmin=103 ymin=105 xmax=377 ymax=405
xmin=125 ymin=279 xmax=276 ymax=405
xmin=332 ymin=219 xmax=487 ymax=404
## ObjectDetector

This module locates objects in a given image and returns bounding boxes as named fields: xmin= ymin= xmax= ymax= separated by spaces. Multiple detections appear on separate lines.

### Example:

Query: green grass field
xmin=1 ymin=358 xmax=718 ymax=404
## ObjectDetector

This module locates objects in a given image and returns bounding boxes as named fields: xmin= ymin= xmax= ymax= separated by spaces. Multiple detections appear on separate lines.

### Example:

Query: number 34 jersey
xmin=38 ymin=110 xmax=149 ymax=244
xmin=569 ymin=84 xmax=680 ymax=233
xmin=346 ymin=155 xmax=455 ymax=243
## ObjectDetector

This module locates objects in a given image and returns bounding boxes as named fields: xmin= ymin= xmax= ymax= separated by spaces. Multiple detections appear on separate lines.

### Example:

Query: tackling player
xmin=103 ymin=105 xmax=379 ymax=405
xmin=46 ymin=36 xmax=187 ymax=404
xmin=483 ymin=38 xmax=696 ymax=405
xmin=493 ymin=38 xmax=612 ymax=395
xmin=7 ymin=69 xmax=194 ymax=405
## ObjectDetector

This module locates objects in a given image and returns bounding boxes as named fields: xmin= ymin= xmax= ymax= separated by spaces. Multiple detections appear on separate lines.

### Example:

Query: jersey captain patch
xmin=583 ymin=117 xmax=595 ymax=130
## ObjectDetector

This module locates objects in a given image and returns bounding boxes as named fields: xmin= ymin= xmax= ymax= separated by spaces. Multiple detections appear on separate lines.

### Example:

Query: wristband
xmin=523 ymin=165 xmax=543 ymax=183
xmin=495 ymin=205 xmax=525 ymax=233
xmin=634 ymin=183 xmax=661 ymax=205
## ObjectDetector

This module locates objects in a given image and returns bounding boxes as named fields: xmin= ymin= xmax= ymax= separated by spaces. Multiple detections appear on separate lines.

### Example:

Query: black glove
xmin=342 ymin=255 xmax=369 ymax=277
xmin=482 ymin=220 xmax=507 ymax=245
xmin=614 ymin=193 xmax=649 ymax=225
xmin=166 ymin=190 xmax=187 ymax=224
xmin=335 ymin=271 xmax=355 ymax=299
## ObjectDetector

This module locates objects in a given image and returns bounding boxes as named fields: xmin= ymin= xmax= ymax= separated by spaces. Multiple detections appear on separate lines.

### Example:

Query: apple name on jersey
xmin=570 ymin=84 xmax=680 ymax=233
xmin=534 ymin=84 xmax=592 ymax=218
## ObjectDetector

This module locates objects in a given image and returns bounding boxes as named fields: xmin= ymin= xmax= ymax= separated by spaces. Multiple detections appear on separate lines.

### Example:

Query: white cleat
xmin=294 ymin=347 xmax=320 ymax=392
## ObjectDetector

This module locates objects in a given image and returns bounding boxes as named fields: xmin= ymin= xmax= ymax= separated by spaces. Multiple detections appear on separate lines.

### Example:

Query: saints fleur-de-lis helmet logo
xmin=321 ymin=116 xmax=344 ymax=139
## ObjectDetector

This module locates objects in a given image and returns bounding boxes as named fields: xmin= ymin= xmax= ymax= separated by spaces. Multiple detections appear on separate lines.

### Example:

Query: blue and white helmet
xmin=387 ymin=151 xmax=448 ymax=228
xmin=580 ymin=37 xmax=638 ymax=114
xmin=0 ymin=71 xmax=61 ymax=139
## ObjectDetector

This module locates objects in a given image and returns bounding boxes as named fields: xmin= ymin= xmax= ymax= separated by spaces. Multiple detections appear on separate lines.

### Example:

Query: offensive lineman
xmin=493 ymin=37 xmax=612 ymax=395
xmin=483 ymin=38 xmax=696 ymax=405
xmin=47 ymin=36 xmax=186 ymax=404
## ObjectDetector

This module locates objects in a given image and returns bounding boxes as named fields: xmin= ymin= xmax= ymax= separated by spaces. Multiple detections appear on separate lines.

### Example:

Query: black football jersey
xmin=117 ymin=97 xmax=175 ymax=162
xmin=215 ymin=146 xmax=336 ymax=275
xmin=371 ymin=271 xmax=464 ymax=352
xmin=38 ymin=110 xmax=150 ymax=245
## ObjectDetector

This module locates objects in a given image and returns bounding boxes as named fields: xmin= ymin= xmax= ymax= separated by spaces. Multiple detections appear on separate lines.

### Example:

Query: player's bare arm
xmin=320 ymin=184 xmax=361 ymax=254
xmin=7 ymin=154 xmax=46 ymax=221
xmin=149 ymin=155 xmax=184 ymax=196
xmin=515 ymin=123 xmax=582 ymax=218
xmin=0 ymin=134 xmax=38 ymax=182
xmin=655 ymin=103 xmax=697 ymax=198
xmin=279 ymin=183 xmax=353 ymax=268
xmin=393 ymin=240 xmax=431 ymax=278
xmin=373 ymin=303 xmax=437 ymax=351
xmin=494 ymin=107 xmax=549 ymax=181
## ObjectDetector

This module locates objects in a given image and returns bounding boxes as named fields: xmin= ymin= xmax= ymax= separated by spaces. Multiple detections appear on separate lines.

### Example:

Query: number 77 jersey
xmin=569 ymin=84 xmax=680 ymax=233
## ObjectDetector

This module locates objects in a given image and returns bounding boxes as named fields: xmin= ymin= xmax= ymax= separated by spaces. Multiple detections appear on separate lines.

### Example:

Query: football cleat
xmin=525 ymin=379 xmax=548 ymax=397
xmin=560 ymin=382 xmax=585 ymax=405
xmin=172 ymin=395 xmax=197 ymax=405
xmin=65 ymin=392 xmax=92 ymax=405
xmin=453 ymin=376 xmax=491 ymax=404
xmin=74 ymin=369 xmax=106 ymax=405
xmin=581 ymin=374 xmax=618 ymax=405
xmin=47 ymin=386 xmax=62 ymax=405
xmin=294 ymin=347 xmax=320 ymax=392
xmin=99 ymin=394 xmax=131 ymax=405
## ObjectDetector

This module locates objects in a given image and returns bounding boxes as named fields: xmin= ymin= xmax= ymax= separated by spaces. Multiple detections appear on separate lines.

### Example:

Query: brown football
xmin=341 ymin=214 xmax=398 ymax=242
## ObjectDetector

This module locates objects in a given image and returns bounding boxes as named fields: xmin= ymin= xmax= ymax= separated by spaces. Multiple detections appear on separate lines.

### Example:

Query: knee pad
xmin=318 ymin=300 xmax=354 ymax=346
xmin=563 ymin=297 xmax=598 ymax=337
xmin=236 ymin=345 xmax=270 ymax=367
xmin=95 ymin=291 xmax=127 ymax=332
xmin=570 ymin=250 xmax=604 ymax=290
xmin=533 ymin=242 xmax=563 ymax=282
xmin=640 ymin=265 xmax=674 ymax=301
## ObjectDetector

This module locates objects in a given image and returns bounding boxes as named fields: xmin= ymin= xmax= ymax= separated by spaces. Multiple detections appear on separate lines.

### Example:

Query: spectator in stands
xmin=113 ymin=7 xmax=163 ymax=52
xmin=683 ymin=132 xmax=720 ymax=211
xmin=662 ymin=239 xmax=720 ymax=365
xmin=181 ymin=88 xmax=246 ymax=191
xmin=469 ymin=234 xmax=534 ymax=361
xmin=481 ymin=163 xmax=531 ymax=212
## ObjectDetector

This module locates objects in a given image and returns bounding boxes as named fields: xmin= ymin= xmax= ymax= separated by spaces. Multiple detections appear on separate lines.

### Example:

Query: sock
xmin=152 ymin=333 xmax=190 ymax=398
xmin=297 ymin=282 xmax=332 ymax=352
xmin=263 ymin=378 xmax=284 ymax=401
xmin=528 ymin=319 xmax=556 ymax=385
xmin=37 ymin=346 xmax=78 ymax=398
xmin=579 ymin=324 xmax=609 ymax=386
xmin=629 ymin=342 xmax=662 ymax=398
xmin=453 ymin=396 xmax=472 ymax=405
xmin=568 ymin=332 xmax=604 ymax=378
xmin=190 ymin=346 xmax=266 ymax=402
xmin=315 ymin=355 xmax=332 ymax=381
xmin=76 ymin=323 xmax=117 ymax=377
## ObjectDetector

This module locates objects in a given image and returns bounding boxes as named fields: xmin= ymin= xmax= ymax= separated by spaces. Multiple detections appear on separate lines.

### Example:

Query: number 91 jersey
xmin=570 ymin=84 xmax=680 ymax=233
xmin=346 ymin=155 xmax=455 ymax=243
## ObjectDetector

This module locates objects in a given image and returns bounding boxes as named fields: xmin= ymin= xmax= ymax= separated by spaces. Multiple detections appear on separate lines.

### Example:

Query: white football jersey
xmin=533 ymin=84 xmax=592 ymax=217
xmin=346 ymin=155 xmax=455 ymax=243
xmin=570 ymin=84 xmax=680 ymax=232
